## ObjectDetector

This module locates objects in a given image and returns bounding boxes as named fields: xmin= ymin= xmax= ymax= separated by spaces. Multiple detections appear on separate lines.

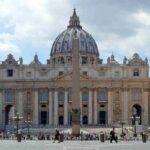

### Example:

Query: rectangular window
xmin=83 ymin=71 xmax=87 ymax=76
xmin=83 ymin=105 xmax=87 ymax=107
xmin=5 ymin=89 xmax=14 ymax=102
xmin=39 ymin=89 xmax=49 ymax=102
xmin=132 ymin=88 xmax=141 ymax=101
xmin=26 ymin=72 xmax=31 ymax=77
xmin=40 ymin=71 xmax=47 ymax=77
xmin=99 ymin=72 xmax=105 ymax=76
xmin=82 ymin=91 xmax=89 ymax=101
xmin=115 ymin=71 xmax=120 ymax=77
xmin=59 ymin=71 xmax=63 ymax=76
xmin=133 ymin=69 xmax=139 ymax=76
xmin=98 ymin=89 xmax=108 ymax=102
xmin=7 ymin=69 xmax=13 ymax=77
xmin=82 ymin=56 xmax=88 ymax=64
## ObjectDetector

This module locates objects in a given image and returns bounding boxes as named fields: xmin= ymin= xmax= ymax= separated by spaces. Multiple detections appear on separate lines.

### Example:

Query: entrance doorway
xmin=59 ymin=116 xmax=64 ymax=125
xmin=82 ymin=116 xmax=88 ymax=125
xmin=5 ymin=105 xmax=13 ymax=125
xmin=99 ymin=111 xmax=106 ymax=125
xmin=40 ymin=111 xmax=48 ymax=125
xmin=132 ymin=104 xmax=142 ymax=124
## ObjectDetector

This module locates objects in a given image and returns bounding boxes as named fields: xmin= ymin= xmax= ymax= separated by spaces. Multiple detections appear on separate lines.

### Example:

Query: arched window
xmin=98 ymin=88 xmax=108 ymax=102
xmin=89 ymin=42 xmax=93 ymax=51
xmin=64 ymin=41 xmax=68 ymax=51
xmin=82 ymin=88 xmax=89 ymax=101
xmin=56 ymin=42 xmax=61 ymax=51
xmin=81 ymin=41 xmax=84 ymax=49
xmin=58 ymin=88 xmax=65 ymax=102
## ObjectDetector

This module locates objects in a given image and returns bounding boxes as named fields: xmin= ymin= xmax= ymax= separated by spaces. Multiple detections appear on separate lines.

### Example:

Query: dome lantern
xmin=68 ymin=8 xmax=82 ymax=29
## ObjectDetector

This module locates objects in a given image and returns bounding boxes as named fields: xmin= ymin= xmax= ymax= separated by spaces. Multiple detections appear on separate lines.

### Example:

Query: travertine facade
xmin=0 ymin=9 xmax=150 ymax=130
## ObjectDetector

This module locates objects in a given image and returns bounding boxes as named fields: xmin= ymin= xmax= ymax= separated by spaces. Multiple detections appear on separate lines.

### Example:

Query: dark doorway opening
xmin=132 ymin=104 xmax=142 ymax=125
xmin=40 ymin=111 xmax=48 ymax=125
xmin=99 ymin=111 xmax=106 ymax=125
xmin=59 ymin=116 xmax=64 ymax=125
xmin=83 ymin=116 xmax=88 ymax=125
xmin=5 ymin=105 xmax=13 ymax=125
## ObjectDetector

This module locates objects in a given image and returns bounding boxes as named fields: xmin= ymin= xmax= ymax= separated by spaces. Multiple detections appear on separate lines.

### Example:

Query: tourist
xmin=110 ymin=128 xmax=118 ymax=143
xmin=53 ymin=129 xmax=60 ymax=143
xmin=124 ymin=128 xmax=129 ymax=141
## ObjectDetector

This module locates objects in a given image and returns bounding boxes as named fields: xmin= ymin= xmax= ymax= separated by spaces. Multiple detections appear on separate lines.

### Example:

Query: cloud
xmin=0 ymin=0 xmax=150 ymax=63
xmin=0 ymin=0 xmax=71 ymax=62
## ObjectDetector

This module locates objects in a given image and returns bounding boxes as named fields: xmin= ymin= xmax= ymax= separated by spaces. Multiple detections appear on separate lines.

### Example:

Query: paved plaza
xmin=0 ymin=140 xmax=149 ymax=150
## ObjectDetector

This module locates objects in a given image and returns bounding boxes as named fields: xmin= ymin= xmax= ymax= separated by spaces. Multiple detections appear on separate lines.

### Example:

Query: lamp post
xmin=120 ymin=121 xmax=125 ymax=136
xmin=12 ymin=112 xmax=23 ymax=137
xmin=131 ymin=114 xmax=140 ymax=137
xmin=118 ymin=121 xmax=125 ymax=137
xmin=25 ymin=116 xmax=32 ymax=138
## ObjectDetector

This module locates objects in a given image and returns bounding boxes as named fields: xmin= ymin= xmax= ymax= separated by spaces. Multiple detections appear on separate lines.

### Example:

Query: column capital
xmin=108 ymin=87 xmax=113 ymax=92
xmin=48 ymin=88 xmax=55 ymax=91
xmin=143 ymin=88 xmax=149 ymax=92
xmin=17 ymin=88 xmax=24 ymax=92
xmin=121 ymin=88 xmax=129 ymax=92
xmin=33 ymin=88 xmax=38 ymax=92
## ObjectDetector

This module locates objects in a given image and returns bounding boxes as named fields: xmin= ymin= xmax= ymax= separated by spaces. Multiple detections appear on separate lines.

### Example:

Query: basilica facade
xmin=0 ymin=9 xmax=150 ymax=130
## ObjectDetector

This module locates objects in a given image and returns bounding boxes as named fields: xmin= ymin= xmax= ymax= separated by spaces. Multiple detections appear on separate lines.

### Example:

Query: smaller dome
xmin=50 ymin=9 xmax=99 ymax=57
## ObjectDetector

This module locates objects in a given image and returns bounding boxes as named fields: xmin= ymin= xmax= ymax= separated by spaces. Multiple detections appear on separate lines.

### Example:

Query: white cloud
xmin=0 ymin=42 xmax=20 ymax=53
xmin=0 ymin=0 xmax=150 ymax=64
xmin=133 ymin=10 xmax=150 ymax=26
xmin=0 ymin=0 xmax=71 ymax=57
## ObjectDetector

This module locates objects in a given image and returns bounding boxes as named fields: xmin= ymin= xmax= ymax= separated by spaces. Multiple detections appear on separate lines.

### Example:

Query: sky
xmin=0 ymin=0 xmax=150 ymax=64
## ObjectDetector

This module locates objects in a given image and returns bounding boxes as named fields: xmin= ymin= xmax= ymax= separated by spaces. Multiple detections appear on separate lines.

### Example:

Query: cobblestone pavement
xmin=0 ymin=140 xmax=149 ymax=150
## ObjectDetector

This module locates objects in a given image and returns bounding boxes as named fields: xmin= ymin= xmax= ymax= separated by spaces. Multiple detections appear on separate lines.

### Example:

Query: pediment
xmin=128 ymin=53 xmax=146 ymax=66
xmin=2 ymin=54 xmax=18 ymax=66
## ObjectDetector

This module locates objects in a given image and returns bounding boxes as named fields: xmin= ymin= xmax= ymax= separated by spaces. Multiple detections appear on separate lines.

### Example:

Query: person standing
xmin=53 ymin=129 xmax=60 ymax=143
xmin=110 ymin=128 xmax=118 ymax=143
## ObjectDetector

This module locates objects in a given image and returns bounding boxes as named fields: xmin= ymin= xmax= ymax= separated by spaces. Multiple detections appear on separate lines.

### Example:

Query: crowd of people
xmin=0 ymin=128 xmax=149 ymax=143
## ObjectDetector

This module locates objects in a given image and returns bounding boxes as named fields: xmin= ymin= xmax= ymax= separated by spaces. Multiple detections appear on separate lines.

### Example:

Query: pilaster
xmin=33 ymin=89 xmax=39 ymax=125
xmin=49 ymin=89 xmax=53 ymax=125
xmin=54 ymin=90 xmax=58 ymax=125
xmin=88 ymin=89 xmax=92 ymax=124
xmin=94 ymin=88 xmax=97 ymax=125
xmin=64 ymin=89 xmax=68 ymax=125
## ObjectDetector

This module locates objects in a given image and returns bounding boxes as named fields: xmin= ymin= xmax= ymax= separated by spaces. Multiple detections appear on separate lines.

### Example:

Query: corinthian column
xmin=108 ymin=88 xmax=113 ymax=125
xmin=88 ymin=89 xmax=92 ymax=124
xmin=142 ymin=89 xmax=148 ymax=125
xmin=18 ymin=89 xmax=23 ymax=116
xmin=64 ymin=89 xmax=68 ymax=125
xmin=94 ymin=89 xmax=97 ymax=125
xmin=121 ymin=88 xmax=128 ymax=124
xmin=33 ymin=89 xmax=39 ymax=125
xmin=54 ymin=90 xmax=58 ymax=125
xmin=49 ymin=89 xmax=53 ymax=125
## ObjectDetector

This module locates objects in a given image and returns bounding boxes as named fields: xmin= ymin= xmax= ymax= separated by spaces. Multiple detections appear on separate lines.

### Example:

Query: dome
xmin=50 ymin=9 xmax=99 ymax=57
